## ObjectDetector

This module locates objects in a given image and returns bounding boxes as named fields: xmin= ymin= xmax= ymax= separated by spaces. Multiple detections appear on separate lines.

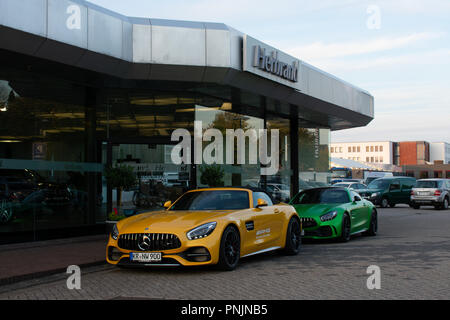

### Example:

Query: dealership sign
xmin=252 ymin=46 xmax=299 ymax=83
xmin=243 ymin=35 xmax=301 ymax=90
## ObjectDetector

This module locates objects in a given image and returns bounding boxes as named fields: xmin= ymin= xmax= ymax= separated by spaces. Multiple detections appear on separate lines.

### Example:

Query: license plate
xmin=418 ymin=192 xmax=429 ymax=196
xmin=130 ymin=252 xmax=162 ymax=262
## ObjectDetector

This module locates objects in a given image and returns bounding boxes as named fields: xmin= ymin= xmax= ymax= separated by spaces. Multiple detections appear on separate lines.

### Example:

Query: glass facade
xmin=0 ymin=69 xmax=102 ymax=242
xmin=298 ymin=128 xmax=332 ymax=189
xmin=0 ymin=56 xmax=332 ymax=244
xmin=195 ymin=105 xmax=264 ymax=190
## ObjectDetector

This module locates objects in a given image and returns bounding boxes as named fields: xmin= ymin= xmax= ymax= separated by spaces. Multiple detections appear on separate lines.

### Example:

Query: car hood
xmin=358 ymin=188 xmax=383 ymax=194
xmin=292 ymin=203 xmax=341 ymax=217
xmin=117 ymin=209 xmax=235 ymax=233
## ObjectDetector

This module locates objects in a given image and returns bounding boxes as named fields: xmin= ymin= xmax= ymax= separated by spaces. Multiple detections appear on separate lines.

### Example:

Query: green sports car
xmin=290 ymin=187 xmax=377 ymax=242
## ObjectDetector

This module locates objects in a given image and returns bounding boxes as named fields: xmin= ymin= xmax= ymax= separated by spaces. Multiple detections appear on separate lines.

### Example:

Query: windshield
xmin=334 ymin=183 xmax=351 ymax=188
xmin=368 ymin=179 xmax=390 ymax=189
xmin=170 ymin=190 xmax=250 ymax=210
xmin=416 ymin=180 xmax=442 ymax=188
xmin=292 ymin=188 xmax=349 ymax=205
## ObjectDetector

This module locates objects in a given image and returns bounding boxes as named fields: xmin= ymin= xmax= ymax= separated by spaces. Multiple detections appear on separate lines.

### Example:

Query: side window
xmin=253 ymin=192 xmax=273 ymax=207
xmin=401 ymin=180 xmax=414 ymax=191
xmin=390 ymin=181 xmax=400 ymax=191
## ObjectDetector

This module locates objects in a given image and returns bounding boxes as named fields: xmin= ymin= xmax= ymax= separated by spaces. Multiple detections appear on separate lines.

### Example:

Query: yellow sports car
xmin=106 ymin=187 xmax=302 ymax=270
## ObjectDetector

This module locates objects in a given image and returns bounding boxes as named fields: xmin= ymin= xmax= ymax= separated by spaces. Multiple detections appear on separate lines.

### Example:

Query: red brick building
xmin=398 ymin=141 xmax=430 ymax=165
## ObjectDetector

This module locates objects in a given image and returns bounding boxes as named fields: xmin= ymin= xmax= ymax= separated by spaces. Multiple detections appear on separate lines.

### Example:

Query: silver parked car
xmin=410 ymin=179 xmax=450 ymax=210
xmin=332 ymin=182 xmax=367 ymax=192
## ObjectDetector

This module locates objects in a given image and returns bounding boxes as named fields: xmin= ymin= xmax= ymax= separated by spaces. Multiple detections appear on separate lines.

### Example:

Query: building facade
xmin=430 ymin=142 xmax=450 ymax=164
xmin=398 ymin=141 xmax=430 ymax=166
xmin=403 ymin=164 xmax=450 ymax=179
xmin=330 ymin=141 xmax=394 ymax=165
xmin=330 ymin=140 xmax=445 ymax=166
xmin=0 ymin=0 xmax=374 ymax=243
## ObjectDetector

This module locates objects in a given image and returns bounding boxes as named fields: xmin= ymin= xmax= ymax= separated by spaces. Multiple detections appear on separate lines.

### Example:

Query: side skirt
xmin=350 ymin=228 xmax=368 ymax=235
xmin=241 ymin=246 xmax=282 ymax=258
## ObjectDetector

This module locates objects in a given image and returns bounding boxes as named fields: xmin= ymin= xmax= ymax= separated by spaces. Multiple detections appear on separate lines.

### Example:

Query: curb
xmin=0 ymin=260 xmax=107 ymax=287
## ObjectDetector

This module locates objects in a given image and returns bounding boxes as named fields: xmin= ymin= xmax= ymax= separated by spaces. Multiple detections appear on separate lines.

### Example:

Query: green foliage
xmin=107 ymin=211 xmax=126 ymax=221
xmin=104 ymin=164 xmax=137 ymax=190
xmin=199 ymin=165 xmax=225 ymax=187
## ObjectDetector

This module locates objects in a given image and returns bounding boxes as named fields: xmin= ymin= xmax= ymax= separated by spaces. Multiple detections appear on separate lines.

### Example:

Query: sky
xmin=87 ymin=0 xmax=450 ymax=143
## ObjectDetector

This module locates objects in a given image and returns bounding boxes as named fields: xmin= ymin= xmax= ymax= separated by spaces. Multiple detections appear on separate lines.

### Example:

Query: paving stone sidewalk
xmin=0 ymin=234 xmax=108 ymax=286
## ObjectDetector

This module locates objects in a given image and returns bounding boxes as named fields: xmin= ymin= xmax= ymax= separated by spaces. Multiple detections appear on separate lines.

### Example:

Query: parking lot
xmin=1 ymin=205 xmax=450 ymax=300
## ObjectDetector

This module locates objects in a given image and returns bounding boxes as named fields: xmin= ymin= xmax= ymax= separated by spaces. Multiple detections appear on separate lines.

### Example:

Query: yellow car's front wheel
xmin=217 ymin=226 xmax=240 ymax=271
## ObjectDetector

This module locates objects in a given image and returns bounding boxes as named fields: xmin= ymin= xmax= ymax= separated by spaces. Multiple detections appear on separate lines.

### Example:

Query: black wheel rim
xmin=343 ymin=216 xmax=350 ymax=239
xmin=224 ymin=231 xmax=240 ymax=266
xmin=290 ymin=220 xmax=301 ymax=249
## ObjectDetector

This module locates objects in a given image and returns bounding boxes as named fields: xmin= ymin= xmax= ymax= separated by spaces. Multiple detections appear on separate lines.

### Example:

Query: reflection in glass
xmin=195 ymin=105 xmax=264 ymax=191
xmin=298 ymin=127 xmax=332 ymax=190
xmin=266 ymin=117 xmax=291 ymax=203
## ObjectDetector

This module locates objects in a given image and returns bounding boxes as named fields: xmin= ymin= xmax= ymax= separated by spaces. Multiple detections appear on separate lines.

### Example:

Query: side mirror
xmin=256 ymin=198 xmax=268 ymax=208
xmin=164 ymin=200 xmax=172 ymax=209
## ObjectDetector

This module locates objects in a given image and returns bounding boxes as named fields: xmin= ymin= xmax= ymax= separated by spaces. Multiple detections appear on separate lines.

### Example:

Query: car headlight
xmin=371 ymin=192 xmax=380 ymax=198
xmin=187 ymin=222 xmax=217 ymax=240
xmin=320 ymin=211 xmax=338 ymax=222
xmin=111 ymin=224 xmax=119 ymax=240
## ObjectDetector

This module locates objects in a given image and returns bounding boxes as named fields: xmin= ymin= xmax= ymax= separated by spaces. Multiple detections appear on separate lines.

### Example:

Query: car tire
xmin=364 ymin=210 xmax=377 ymax=236
xmin=441 ymin=197 xmax=449 ymax=210
xmin=380 ymin=197 xmax=389 ymax=208
xmin=282 ymin=217 xmax=302 ymax=255
xmin=338 ymin=213 xmax=351 ymax=242
xmin=217 ymin=226 xmax=241 ymax=271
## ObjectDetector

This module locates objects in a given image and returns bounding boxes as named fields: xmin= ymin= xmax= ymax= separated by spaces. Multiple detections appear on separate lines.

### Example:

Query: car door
xmin=400 ymin=179 xmax=414 ymax=204
xmin=388 ymin=180 xmax=401 ymax=205
xmin=250 ymin=191 xmax=284 ymax=251
xmin=348 ymin=190 xmax=369 ymax=232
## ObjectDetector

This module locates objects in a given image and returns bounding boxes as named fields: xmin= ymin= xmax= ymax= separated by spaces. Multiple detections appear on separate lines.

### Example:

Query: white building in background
xmin=430 ymin=142 xmax=450 ymax=164
xmin=330 ymin=141 xmax=394 ymax=165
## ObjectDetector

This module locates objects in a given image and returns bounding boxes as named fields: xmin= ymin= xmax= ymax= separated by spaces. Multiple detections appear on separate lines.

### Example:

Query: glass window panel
xmin=0 ymin=74 xmax=102 ymax=238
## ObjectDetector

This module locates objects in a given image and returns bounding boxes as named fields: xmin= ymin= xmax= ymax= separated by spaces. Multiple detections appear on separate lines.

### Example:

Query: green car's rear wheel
xmin=364 ymin=210 xmax=378 ymax=236
xmin=217 ymin=226 xmax=240 ymax=271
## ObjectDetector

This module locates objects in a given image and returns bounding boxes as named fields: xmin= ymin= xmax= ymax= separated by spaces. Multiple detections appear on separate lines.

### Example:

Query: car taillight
xmin=434 ymin=190 xmax=441 ymax=196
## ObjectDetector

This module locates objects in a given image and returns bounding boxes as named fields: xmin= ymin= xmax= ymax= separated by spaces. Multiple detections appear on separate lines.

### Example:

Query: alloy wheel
xmin=290 ymin=219 xmax=301 ymax=250
xmin=340 ymin=214 xmax=351 ymax=242
xmin=224 ymin=229 xmax=240 ymax=267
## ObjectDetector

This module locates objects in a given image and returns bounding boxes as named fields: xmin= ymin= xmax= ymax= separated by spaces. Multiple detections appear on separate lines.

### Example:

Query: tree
xmin=199 ymin=165 xmax=224 ymax=187
xmin=104 ymin=164 xmax=137 ymax=207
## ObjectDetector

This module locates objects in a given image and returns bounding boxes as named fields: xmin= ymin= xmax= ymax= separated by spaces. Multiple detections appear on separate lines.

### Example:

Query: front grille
xmin=300 ymin=217 xmax=317 ymax=228
xmin=118 ymin=233 xmax=182 ymax=251
xmin=304 ymin=226 xmax=333 ymax=237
